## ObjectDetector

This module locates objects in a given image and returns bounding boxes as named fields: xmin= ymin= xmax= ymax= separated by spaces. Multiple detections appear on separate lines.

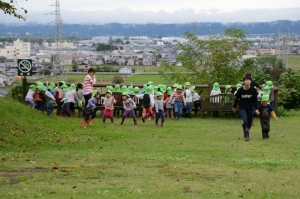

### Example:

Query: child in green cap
xmin=25 ymin=85 xmax=36 ymax=108
xmin=154 ymin=92 xmax=166 ymax=127
xmin=54 ymin=81 xmax=65 ymax=116
xmin=168 ymin=85 xmax=186 ymax=120
xmin=136 ymin=86 xmax=155 ymax=122
xmin=35 ymin=83 xmax=44 ymax=112
xmin=255 ymin=95 xmax=278 ymax=139
xmin=120 ymin=92 xmax=137 ymax=126
xmin=210 ymin=82 xmax=221 ymax=118
xmin=102 ymin=90 xmax=116 ymax=123
xmin=69 ymin=84 xmax=77 ymax=116
xmin=75 ymin=83 xmax=85 ymax=117
xmin=224 ymin=85 xmax=233 ymax=104
xmin=165 ymin=87 xmax=174 ymax=118
xmin=191 ymin=86 xmax=201 ymax=117
xmin=41 ymin=86 xmax=56 ymax=115
xmin=61 ymin=87 xmax=71 ymax=117
xmin=80 ymin=92 xmax=101 ymax=128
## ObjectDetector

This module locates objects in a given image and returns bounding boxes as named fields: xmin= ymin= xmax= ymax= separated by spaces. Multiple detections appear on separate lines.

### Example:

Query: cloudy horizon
xmin=0 ymin=0 xmax=300 ymax=24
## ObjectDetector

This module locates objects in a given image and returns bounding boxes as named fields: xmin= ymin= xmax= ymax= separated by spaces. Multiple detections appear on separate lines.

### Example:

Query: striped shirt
xmin=170 ymin=92 xmax=186 ymax=103
xmin=83 ymin=75 xmax=96 ymax=94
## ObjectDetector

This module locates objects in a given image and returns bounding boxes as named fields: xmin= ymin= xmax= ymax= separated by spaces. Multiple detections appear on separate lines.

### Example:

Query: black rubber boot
xmin=245 ymin=131 xmax=250 ymax=141
xmin=111 ymin=118 xmax=114 ymax=123
xmin=103 ymin=119 xmax=106 ymax=124
xmin=262 ymin=130 xmax=267 ymax=140
xmin=120 ymin=117 xmax=125 ymax=125
xmin=134 ymin=120 xmax=137 ymax=126
xmin=266 ymin=129 xmax=270 ymax=138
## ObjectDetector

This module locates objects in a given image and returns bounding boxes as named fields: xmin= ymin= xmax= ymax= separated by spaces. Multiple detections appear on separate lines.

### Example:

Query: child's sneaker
xmin=161 ymin=123 xmax=165 ymax=127
xmin=148 ymin=116 xmax=152 ymax=121
xmin=154 ymin=123 xmax=158 ymax=127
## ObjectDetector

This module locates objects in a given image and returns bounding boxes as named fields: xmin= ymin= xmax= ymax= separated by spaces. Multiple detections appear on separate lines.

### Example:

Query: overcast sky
xmin=1 ymin=0 xmax=300 ymax=24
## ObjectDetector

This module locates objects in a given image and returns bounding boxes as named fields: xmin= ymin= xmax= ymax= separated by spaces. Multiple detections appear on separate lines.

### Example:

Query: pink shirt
xmin=103 ymin=97 xmax=116 ymax=110
xmin=83 ymin=75 xmax=96 ymax=93
xmin=69 ymin=91 xmax=76 ymax=103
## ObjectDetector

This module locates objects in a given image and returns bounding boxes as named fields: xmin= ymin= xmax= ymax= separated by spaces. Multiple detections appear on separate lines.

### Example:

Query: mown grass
xmin=0 ymin=97 xmax=300 ymax=198
xmin=288 ymin=55 xmax=300 ymax=71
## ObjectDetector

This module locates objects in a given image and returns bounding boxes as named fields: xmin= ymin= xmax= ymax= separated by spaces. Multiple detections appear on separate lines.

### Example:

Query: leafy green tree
xmin=278 ymin=69 xmax=300 ymax=109
xmin=0 ymin=0 xmax=28 ymax=20
xmin=161 ymin=28 xmax=251 ymax=84
xmin=72 ymin=62 xmax=78 ymax=71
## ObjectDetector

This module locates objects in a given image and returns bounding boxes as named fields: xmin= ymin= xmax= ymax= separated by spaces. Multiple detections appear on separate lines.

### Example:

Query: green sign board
xmin=18 ymin=59 xmax=32 ymax=76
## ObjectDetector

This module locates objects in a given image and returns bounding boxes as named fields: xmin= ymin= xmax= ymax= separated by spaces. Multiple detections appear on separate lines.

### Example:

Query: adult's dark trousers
xmin=84 ymin=93 xmax=92 ymax=107
xmin=239 ymin=108 xmax=252 ymax=132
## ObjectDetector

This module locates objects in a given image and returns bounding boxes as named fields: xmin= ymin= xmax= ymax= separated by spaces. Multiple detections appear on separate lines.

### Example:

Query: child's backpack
xmin=77 ymin=100 xmax=83 ymax=108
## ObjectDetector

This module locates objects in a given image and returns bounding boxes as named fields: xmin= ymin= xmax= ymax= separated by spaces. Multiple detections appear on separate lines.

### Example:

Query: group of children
xmin=25 ymin=73 xmax=278 ymax=140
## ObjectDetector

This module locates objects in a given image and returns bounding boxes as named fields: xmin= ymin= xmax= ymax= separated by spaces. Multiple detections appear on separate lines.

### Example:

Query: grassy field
xmin=124 ymin=75 xmax=166 ymax=84
xmin=1 ymin=97 xmax=300 ymax=198
xmin=287 ymin=55 xmax=300 ymax=70
xmin=28 ymin=73 xmax=167 ymax=85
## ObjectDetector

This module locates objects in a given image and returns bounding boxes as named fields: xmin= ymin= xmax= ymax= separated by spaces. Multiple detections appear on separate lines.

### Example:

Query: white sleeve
xmin=150 ymin=94 xmax=155 ymax=107
xmin=135 ymin=94 xmax=144 ymax=99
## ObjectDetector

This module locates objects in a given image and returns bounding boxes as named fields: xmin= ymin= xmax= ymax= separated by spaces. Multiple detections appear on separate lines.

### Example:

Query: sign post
xmin=18 ymin=59 xmax=33 ymax=100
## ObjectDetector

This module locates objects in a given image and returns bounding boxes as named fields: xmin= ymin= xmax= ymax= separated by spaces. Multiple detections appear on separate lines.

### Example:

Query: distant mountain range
xmin=0 ymin=20 xmax=299 ymax=37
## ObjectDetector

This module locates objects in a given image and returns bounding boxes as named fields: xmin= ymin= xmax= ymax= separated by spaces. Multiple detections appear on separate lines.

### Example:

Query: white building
xmin=119 ymin=66 xmax=132 ymax=74
xmin=0 ymin=38 xmax=30 ymax=60
xmin=92 ymin=36 xmax=110 ymax=44
xmin=50 ymin=41 xmax=77 ymax=50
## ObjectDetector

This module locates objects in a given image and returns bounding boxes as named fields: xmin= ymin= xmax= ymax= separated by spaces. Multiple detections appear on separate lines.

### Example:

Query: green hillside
xmin=1 ymin=97 xmax=300 ymax=198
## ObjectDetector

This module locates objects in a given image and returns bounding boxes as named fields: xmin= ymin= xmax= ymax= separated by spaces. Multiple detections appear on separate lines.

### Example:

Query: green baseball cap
xmin=70 ymin=84 xmax=76 ymax=91
xmin=166 ymin=87 xmax=173 ymax=95
xmin=236 ymin=83 xmax=242 ymax=90
xmin=213 ymin=82 xmax=220 ymax=91
xmin=133 ymin=87 xmax=140 ymax=94
xmin=114 ymin=84 xmax=121 ymax=92
xmin=261 ymin=95 xmax=270 ymax=102
xmin=177 ymin=85 xmax=183 ymax=90
xmin=225 ymin=85 xmax=231 ymax=92
xmin=48 ymin=83 xmax=55 ymax=90
xmin=106 ymin=90 xmax=112 ymax=94
xmin=29 ymin=84 xmax=36 ymax=91
xmin=266 ymin=81 xmax=274 ymax=88
xmin=122 ymin=92 xmax=131 ymax=98
xmin=184 ymin=82 xmax=191 ymax=86
xmin=263 ymin=85 xmax=271 ymax=95
xmin=145 ymin=86 xmax=152 ymax=94
xmin=156 ymin=92 xmax=163 ymax=97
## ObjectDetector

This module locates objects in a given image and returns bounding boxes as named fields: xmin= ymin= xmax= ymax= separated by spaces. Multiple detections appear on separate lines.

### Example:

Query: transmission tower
xmin=193 ymin=21 xmax=197 ymax=35
xmin=48 ymin=0 xmax=67 ymax=82
xmin=284 ymin=27 xmax=290 ymax=69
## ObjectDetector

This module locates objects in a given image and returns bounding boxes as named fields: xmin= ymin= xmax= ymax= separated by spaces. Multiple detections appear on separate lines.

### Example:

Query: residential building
xmin=0 ymin=38 xmax=30 ymax=60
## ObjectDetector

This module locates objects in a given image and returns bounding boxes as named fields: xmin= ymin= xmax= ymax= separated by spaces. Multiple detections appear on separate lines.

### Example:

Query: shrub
xmin=278 ymin=69 xmax=300 ymax=109
xmin=112 ymin=75 xmax=124 ymax=84
xmin=39 ymin=69 xmax=51 ymax=76
xmin=8 ymin=81 xmax=23 ymax=102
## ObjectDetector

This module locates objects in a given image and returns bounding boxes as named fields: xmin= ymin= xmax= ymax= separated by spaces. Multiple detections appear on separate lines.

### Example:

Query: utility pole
xmin=194 ymin=21 xmax=197 ymax=35
xmin=284 ymin=27 xmax=290 ymax=69
xmin=47 ymin=0 xmax=67 ymax=82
